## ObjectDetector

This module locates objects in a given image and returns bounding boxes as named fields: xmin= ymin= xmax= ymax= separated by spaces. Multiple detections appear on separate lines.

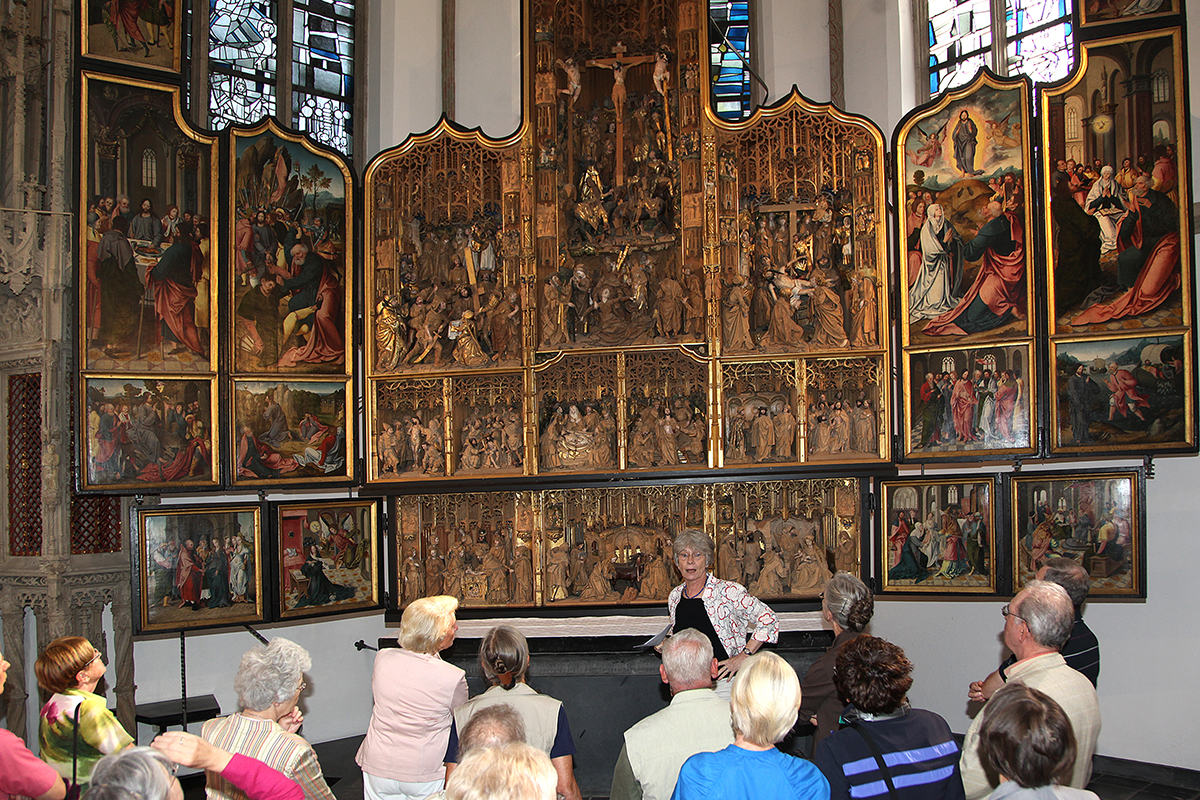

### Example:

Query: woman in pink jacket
xmin=356 ymin=595 xmax=467 ymax=800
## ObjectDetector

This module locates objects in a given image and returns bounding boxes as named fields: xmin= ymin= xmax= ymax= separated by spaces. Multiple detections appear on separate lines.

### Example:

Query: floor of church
xmin=178 ymin=734 xmax=1200 ymax=800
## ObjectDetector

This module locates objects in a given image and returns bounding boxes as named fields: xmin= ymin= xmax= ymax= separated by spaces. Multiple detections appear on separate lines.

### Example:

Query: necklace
xmin=682 ymin=576 xmax=706 ymax=599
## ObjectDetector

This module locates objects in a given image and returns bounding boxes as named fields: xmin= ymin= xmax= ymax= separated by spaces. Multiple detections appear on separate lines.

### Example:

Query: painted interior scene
xmin=883 ymin=479 xmax=994 ymax=592
xmin=907 ymin=345 xmax=1032 ymax=455
xmin=1054 ymin=334 xmax=1188 ymax=450
xmin=83 ymin=76 xmax=214 ymax=372
xmin=233 ymin=129 xmax=349 ymax=373
xmin=233 ymin=380 xmax=349 ymax=482
xmin=900 ymin=79 xmax=1032 ymax=347
xmin=1044 ymin=32 xmax=1188 ymax=333
xmin=83 ymin=376 xmax=214 ymax=489
xmin=1013 ymin=473 xmax=1138 ymax=594
xmin=278 ymin=503 xmax=375 ymax=617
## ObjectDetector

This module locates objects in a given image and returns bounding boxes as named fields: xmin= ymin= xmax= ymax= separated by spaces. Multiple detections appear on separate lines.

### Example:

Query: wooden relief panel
xmin=389 ymin=477 xmax=863 ymax=610
xmin=229 ymin=121 xmax=354 ymax=378
xmin=624 ymin=350 xmax=710 ymax=470
xmin=368 ymin=377 xmax=449 ymax=482
xmin=1040 ymin=29 xmax=1195 ymax=455
xmin=451 ymin=373 xmax=528 ymax=476
xmin=535 ymin=353 xmax=619 ymax=473
xmin=80 ymin=73 xmax=218 ymax=375
xmin=893 ymin=70 xmax=1038 ymax=461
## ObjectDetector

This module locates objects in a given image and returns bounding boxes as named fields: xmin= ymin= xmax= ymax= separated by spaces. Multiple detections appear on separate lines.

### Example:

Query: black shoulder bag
xmin=847 ymin=720 xmax=899 ymax=800
xmin=64 ymin=703 xmax=83 ymax=800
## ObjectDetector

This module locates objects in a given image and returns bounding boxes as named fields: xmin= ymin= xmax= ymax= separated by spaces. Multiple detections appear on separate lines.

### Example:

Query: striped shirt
xmin=814 ymin=708 xmax=965 ymax=800
xmin=202 ymin=714 xmax=335 ymax=800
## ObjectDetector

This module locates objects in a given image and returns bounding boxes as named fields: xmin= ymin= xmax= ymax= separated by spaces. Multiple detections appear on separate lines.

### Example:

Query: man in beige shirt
xmin=610 ymin=629 xmax=735 ymax=800
xmin=960 ymin=581 xmax=1101 ymax=799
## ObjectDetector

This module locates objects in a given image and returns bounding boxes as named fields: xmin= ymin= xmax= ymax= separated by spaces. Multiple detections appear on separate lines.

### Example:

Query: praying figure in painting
xmin=909 ymin=204 xmax=963 ymax=321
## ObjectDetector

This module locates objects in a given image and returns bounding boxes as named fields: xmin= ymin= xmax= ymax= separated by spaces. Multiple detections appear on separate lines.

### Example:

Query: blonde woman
xmin=672 ymin=652 xmax=829 ymax=800
xmin=356 ymin=596 xmax=466 ymax=800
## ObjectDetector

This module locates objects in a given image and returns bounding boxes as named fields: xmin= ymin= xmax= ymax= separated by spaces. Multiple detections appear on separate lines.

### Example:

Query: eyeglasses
xmin=85 ymin=650 xmax=104 ymax=668
xmin=1001 ymin=604 xmax=1026 ymax=623
xmin=676 ymin=551 xmax=706 ymax=563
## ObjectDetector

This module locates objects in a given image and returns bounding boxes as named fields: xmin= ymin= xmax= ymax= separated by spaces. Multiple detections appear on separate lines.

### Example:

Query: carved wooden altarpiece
xmin=365 ymin=0 xmax=888 ymax=607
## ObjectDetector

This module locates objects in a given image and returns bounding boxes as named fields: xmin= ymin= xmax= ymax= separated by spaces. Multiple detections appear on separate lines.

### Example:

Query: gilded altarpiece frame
xmin=1039 ymin=29 xmax=1196 ymax=456
xmin=362 ymin=0 xmax=892 ymax=483
xmin=893 ymin=70 xmax=1039 ymax=462
xmin=390 ymin=478 xmax=862 ymax=611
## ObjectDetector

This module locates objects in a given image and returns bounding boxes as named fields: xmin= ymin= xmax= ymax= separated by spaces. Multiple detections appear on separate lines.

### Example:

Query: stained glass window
xmin=925 ymin=0 xmax=1073 ymax=97
xmin=202 ymin=0 xmax=355 ymax=155
xmin=142 ymin=149 xmax=157 ymax=187
xmin=709 ymin=1 xmax=752 ymax=121
xmin=292 ymin=0 xmax=355 ymax=153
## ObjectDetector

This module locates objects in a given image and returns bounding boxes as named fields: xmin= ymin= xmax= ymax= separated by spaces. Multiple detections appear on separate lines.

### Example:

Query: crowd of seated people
xmin=0 ymin=547 xmax=1101 ymax=800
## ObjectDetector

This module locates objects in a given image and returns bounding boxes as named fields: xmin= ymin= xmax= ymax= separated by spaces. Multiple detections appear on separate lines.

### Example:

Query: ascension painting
xmin=394 ymin=491 xmax=539 ymax=608
xmin=1079 ymin=0 xmax=1176 ymax=30
xmin=893 ymin=70 xmax=1036 ymax=461
xmin=1050 ymin=334 xmax=1192 ymax=454
xmin=1009 ymin=468 xmax=1144 ymax=598
xmin=132 ymin=503 xmax=264 ymax=634
xmin=79 ymin=375 xmax=217 ymax=493
xmin=904 ymin=343 xmax=1035 ymax=459
xmin=273 ymin=499 xmax=381 ymax=621
xmin=1041 ymin=29 xmax=1190 ymax=338
xmin=80 ymin=73 xmax=218 ymax=375
xmin=230 ymin=378 xmax=354 ymax=487
xmin=230 ymin=121 xmax=353 ymax=376
xmin=81 ymin=0 xmax=182 ymax=74
xmin=878 ymin=476 xmax=998 ymax=594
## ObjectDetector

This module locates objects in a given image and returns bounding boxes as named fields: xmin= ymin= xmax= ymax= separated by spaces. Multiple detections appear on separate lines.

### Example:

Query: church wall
xmin=455 ymin=0 xmax=523 ymax=137
xmin=756 ymin=1 xmax=831 ymax=104
xmin=92 ymin=0 xmax=1200 ymax=770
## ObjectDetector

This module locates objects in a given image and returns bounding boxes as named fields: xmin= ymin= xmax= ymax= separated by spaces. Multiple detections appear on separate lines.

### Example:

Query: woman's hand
xmin=151 ymin=732 xmax=233 ymax=773
xmin=716 ymin=652 xmax=749 ymax=681
xmin=278 ymin=707 xmax=304 ymax=733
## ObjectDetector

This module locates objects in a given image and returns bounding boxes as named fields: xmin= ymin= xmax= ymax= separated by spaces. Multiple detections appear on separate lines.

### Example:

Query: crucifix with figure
xmin=585 ymin=42 xmax=656 ymax=187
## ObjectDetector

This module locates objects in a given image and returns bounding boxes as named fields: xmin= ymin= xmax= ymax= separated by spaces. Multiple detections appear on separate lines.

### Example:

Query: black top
xmin=675 ymin=595 xmax=730 ymax=661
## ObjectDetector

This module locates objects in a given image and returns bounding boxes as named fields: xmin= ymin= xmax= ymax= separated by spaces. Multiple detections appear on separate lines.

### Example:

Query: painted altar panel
xmin=389 ymin=478 xmax=863 ymax=610
xmin=893 ymin=70 xmax=1039 ymax=461
xmin=79 ymin=73 xmax=218 ymax=375
xmin=229 ymin=121 xmax=354 ymax=379
xmin=1039 ymin=29 xmax=1196 ymax=455
xmin=81 ymin=0 xmax=183 ymax=75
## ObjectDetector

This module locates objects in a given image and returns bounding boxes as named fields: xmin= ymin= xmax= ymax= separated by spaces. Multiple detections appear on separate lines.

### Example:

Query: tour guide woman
xmin=666 ymin=530 xmax=778 ymax=698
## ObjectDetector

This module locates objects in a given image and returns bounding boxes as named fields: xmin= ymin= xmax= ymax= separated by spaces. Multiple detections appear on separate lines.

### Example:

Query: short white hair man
xmin=610 ymin=629 xmax=735 ymax=800
xmin=959 ymin=581 xmax=1101 ymax=799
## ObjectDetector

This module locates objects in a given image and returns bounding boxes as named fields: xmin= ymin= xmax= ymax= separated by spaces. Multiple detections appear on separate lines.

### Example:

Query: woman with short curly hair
xmin=813 ymin=635 xmax=964 ymax=800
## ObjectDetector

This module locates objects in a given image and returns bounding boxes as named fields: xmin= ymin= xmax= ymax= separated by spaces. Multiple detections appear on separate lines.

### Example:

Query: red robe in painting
xmin=148 ymin=238 xmax=206 ymax=355
xmin=277 ymin=260 xmax=344 ymax=367
xmin=923 ymin=211 xmax=1025 ymax=336
xmin=952 ymin=376 xmax=978 ymax=442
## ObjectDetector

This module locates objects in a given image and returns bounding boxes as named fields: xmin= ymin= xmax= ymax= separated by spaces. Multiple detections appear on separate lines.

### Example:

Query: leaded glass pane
xmin=294 ymin=92 xmax=352 ymax=154
xmin=210 ymin=0 xmax=277 ymax=73
xmin=710 ymin=0 xmax=752 ymax=121
xmin=928 ymin=0 xmax=992 ymax=93
xmin=1005 ymin=0 xmax=1073 ymax=84
xmin=293 ymin=0 xmax=355 ymax=154
xmin=210 ymin=72 xmax=276 ymax=129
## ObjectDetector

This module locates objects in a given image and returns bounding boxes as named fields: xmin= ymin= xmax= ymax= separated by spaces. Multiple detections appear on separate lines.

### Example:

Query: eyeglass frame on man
xmin=1001 ymin=603 xmax=1026 ymax=623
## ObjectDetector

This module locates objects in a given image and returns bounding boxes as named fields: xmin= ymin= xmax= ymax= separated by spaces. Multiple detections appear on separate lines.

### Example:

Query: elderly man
xmin=959 ymin=581 xmax=1101 ymax=800
xmin=610 ymin=629 xmax=735 ymax=800
xmin=971 ymin=556 xmax=1100 ymax=702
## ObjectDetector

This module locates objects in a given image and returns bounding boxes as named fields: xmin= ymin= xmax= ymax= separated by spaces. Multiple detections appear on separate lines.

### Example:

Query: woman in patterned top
xmin=35 ymin=637 xmax=134 ymax=786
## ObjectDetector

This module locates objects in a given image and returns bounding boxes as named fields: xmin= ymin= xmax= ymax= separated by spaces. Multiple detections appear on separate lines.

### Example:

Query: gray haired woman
xmin=201 ymin=638 xmax=335 ymax=800
xmin=800 ymin=572 xmax=874 ymax=745
xmin=666 ymin=530 xmax=779 ymax=698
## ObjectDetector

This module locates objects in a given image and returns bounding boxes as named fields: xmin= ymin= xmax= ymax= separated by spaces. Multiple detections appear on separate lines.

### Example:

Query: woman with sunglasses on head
xmin=666 ymin=530 xmax=779 ymax=699
xmin=35 ymin=637 xmax=134 ymax=788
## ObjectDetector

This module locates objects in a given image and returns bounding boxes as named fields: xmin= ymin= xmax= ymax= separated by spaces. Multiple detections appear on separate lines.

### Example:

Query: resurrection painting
xmin=80 ymin=73 xmax=218 ymax=374
xmin=1010 ymin=469 xmax=1144 ymax=597
xmin=134 ymin=504 xmax=264 ymax=634
xmin=878 ymin=476 xmax=997 ymax=594
xmin=230 ymin=122 xmax=353 ymax=375
xmin=275 ymin=499 xmax=381 ymax=620
xmin=904 ymin=343 xmax=1035 ymax=458
xmin=896 ymin=72 xmax=1034 ymax=347
xmin=231 ymin=379 xmax=353 ymax=486
xmin=80 ymin=375 xmax=217 ymax=492
xmin=1040 ymin=30 xmax=1191 ymax=339
xmin=81 ymin=0 xmax=182 ymax=73
xmin=1051 ymin=334 xmax=1192 ymax=454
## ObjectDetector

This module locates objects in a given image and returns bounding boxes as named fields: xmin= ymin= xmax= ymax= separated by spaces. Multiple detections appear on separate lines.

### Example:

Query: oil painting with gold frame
xmin=81 ymin=0 xmax=183 ymax=74
xmin=272 ymin=498 xmax=382 ymax=621
xmin=1009 ymin=467 xmax=1144 ymax=598
xmin=132 ymin=503 xmax=265 ymax=634
xmin=877 ymin=475 xmax=998 ymax=594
